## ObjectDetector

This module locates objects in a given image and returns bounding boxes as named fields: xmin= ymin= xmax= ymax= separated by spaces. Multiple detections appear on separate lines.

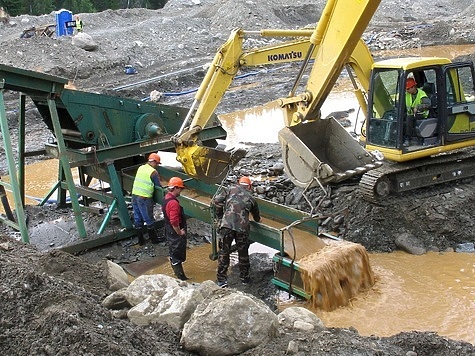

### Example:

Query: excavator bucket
xmin=278 ymin=117 xmax=380 ymax=188
xmin=175 ymin=144 xmax=246 ymax=184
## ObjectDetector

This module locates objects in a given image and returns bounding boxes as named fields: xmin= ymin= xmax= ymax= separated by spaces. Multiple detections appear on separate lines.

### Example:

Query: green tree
xmin=55 ymin=0 xmax=95 ymax=13
xmin=120 ymin=0 xmax=166 ymax=9
xmin=87 ymin=0 xmax=120 ymax=11
xmin=148 ymin=0 xmax=167 ymax=9
xmin=25 ymin=0 xmax=55 ymax=15
xmin=0 ymin=0 xmax=27 ymax=16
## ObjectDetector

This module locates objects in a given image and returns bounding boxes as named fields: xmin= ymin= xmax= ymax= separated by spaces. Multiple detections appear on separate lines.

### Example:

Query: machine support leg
xmin=0 ymin=90 xmax=29 ymax=242
xmin=47 ymin=96 xmax=87 ymax=238
xmin=106 ymin=161 xmax=132 ymax=229
xmin=18 ymin=93 xmax=26 ymax=206
xmin=39 ymin=180 xmax=61 ymax=206
xmin=0 ymin=182 xmax=14 ymax=221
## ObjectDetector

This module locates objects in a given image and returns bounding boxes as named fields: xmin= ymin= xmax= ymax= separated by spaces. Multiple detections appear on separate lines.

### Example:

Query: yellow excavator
xmin=173 ymin=0 xmax=475 ymax=203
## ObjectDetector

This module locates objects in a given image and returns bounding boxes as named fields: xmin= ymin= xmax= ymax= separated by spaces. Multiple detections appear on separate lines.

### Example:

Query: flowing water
xmin=4 ymin=45 xmax=474 ymax=345
xmin=139 ymin=244 xmax=475 ymax=344
xmin=12 ymin=129 xmax=475 ymax=346
xmin=315 ymin=251 xmax=475 ymax=344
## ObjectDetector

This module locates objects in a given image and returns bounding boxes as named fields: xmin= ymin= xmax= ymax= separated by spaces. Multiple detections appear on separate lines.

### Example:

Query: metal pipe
xmin=61 ymin=128 xmax=82 ymax=137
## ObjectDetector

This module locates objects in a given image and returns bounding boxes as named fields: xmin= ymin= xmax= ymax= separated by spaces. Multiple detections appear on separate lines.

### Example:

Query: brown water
xmin=314 ymin=251 xmax=475 ymax=344
xmin=0 ymin=159 xmax=60 ymax=206
xmin=299 ymin=241 xmax=375 ymax=311
xmin=4 ymin=45 xmax=474 ymax=345
xmin=139 ymin=243 xmax=475 ymax=345
xmin=8 ymin=150 xmax=475 ymax=346
xmin=218 ymin=93 xmax=360 ymax=147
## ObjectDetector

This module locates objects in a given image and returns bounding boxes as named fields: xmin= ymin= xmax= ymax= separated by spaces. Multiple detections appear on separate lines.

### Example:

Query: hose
xmin=140 ymin=64 xmax=293 ymax=101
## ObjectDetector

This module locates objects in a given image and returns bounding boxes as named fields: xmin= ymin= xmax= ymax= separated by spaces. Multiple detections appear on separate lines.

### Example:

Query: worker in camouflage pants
xmin=212 ymin=176 xmax=261 ymax=287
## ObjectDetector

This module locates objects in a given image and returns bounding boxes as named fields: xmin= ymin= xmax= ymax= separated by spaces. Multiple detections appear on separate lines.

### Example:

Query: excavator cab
xmin=365 ymin=59 xmax=475 ymax=161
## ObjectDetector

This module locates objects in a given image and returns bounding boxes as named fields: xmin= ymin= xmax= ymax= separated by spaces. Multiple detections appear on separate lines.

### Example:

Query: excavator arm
xmin=174 ymin=0 xmax=382 ymax=186
xmin=278 ymin=0 xmax=380 ymax=126
xmin=277 ymin=0 xmax=383 ymax=188
xmin=173 ymin=28 xmax=320 ymax=183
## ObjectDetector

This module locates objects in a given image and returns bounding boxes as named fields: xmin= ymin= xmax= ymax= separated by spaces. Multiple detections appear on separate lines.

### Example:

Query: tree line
xmin=0 ymin=0 xmax=168 ymax=16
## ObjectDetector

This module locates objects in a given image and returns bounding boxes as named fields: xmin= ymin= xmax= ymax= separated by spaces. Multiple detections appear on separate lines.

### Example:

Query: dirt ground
xmin=1 ymin=0 xmax=475 ymax=354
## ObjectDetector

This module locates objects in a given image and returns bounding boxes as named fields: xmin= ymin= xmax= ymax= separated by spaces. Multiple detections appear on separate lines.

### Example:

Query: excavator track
xmin=359 ymin=147 xmax=475 ymax=204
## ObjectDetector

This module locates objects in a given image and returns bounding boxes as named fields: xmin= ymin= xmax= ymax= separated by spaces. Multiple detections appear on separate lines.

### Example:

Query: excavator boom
xmin=173 ymin=28 xmax=331 ymax=183
xmin=279 ymin=0 xmax=381 ymax=125
xmin=278 ymin=0 xmax=382 ymax=188
xmin=174 ymin=0 xmax=381 ymax=185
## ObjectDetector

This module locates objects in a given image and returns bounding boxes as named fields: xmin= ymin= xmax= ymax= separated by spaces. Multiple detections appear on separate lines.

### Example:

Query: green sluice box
xmin=272 ymin=254 xmax=310 ymax=299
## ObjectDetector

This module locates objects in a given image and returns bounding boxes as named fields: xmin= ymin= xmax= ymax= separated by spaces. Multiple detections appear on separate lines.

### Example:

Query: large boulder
xmin=128 ymin=280 xmax=218 ymax=329
xmin=124 ymin=274 xmax=181 ymax=306
xmin=395 ymin=233 xmax=427 ymax=255
xmin=71 ymin=32 xmax=98 ymax=51
xmin=102 ymin=288 xmax=131 ymax=310
xmin=181 ymin=289 xmax=278 ymax=355
xmin=278 ymin=306 xmax=325 ymax=331
xmin=104 ymin=260 xmax=129 ymax=291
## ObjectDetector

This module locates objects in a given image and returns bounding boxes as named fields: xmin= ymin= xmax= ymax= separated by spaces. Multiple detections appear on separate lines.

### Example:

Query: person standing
xmin=131 ymin=153 xmax=162 ymax=245
xmin=75 ymin=15 xmax=83 ymax=33
xmin=162 ymin=177 xmax=189 ymax=280
xmin=212 ymin=176 xmax=261 ymax=288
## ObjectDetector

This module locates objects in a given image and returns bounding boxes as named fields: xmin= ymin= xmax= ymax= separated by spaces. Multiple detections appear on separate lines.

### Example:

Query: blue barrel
xmin=55 ymin=9 xmax=74 ymax=37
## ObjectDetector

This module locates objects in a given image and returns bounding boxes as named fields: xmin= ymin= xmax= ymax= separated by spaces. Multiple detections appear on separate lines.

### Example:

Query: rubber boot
xmin=171 ymin=262 xmax=189 ymax=281
xmin=148 ymin=227 xmax=160 ymax=244
xmin=135 ymin=228 xmax=145 ymax=246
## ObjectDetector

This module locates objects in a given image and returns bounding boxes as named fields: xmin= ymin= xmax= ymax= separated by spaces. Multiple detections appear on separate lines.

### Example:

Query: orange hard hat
xmin=168 ymin=177 xmax=185 ymax=189
xmin=406 ymin=77 xmax=417 ymax=89
xmin=148 ymin=153 xmax=161 ymax=164
xmin=238 ymin=176 xmax=252 ymax=186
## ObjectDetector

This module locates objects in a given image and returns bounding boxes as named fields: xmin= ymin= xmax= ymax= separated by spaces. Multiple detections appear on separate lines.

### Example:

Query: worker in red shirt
xmin=162 ymin=177 xmax=189 ymax=280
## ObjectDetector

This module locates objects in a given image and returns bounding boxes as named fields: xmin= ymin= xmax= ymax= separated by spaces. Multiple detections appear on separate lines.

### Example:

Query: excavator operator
xmin=405 ymin=77 xmax=431 ymax=141
xmin=405 ymin=77 xmax=431 ymax=118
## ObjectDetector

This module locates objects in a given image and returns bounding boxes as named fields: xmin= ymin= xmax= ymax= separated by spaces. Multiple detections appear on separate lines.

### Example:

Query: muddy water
xmin=141 ymin=243 xmax=475 ymax=344
xmin=218 ymin=93 xmax=360 ymax=147
xmin=314 ymin=251 xmax=475 ymax=344
xmin=0 ymin=159 xmax=60 ymax=207
xmin=6 ymin=44 xmax=474 ymax=345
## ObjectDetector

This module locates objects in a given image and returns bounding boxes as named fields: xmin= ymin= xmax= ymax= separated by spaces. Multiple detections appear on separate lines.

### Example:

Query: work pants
xmin=217 ymin=227 xmax=250 ymax=282
xmin=132 ymin=195 xmax=155 ymax=228
xmin=165 ymin=223 xmax=187 ymax=265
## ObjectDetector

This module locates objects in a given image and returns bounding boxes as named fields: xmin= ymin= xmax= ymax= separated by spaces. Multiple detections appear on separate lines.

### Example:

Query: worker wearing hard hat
xmin=212 ymin=176 xmax=261 ymax=288
xmin=162 ymin=177 xmax=189 ymax=280
xmin=131 ymin=153 xmax=163 ymax=245
xmin=405 ymin=77 xmax=431 ymax=118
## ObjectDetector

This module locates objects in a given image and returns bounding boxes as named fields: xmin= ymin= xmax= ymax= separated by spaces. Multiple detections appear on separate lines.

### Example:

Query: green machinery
xmin=0 ymin=64 xmax=321 ymax=298
xmin=0 ymin=64 xmax=226 ymax=244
